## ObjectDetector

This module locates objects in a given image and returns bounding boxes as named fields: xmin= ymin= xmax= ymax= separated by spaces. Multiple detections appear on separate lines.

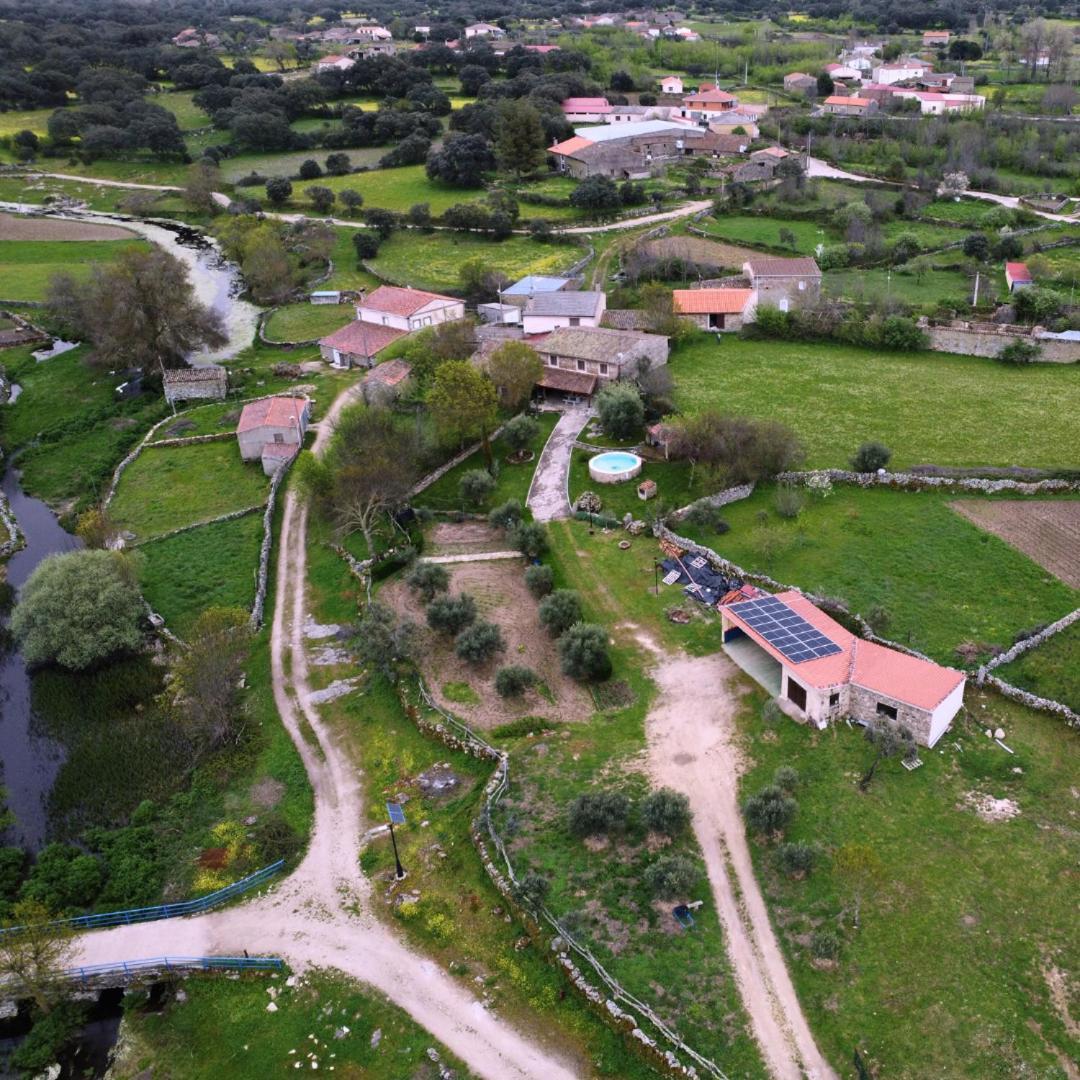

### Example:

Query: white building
xmin=871 ymin=59 xmax=932 ymax=85
xmin=464 ymin=22 xmax=504 ymax=38
xmin=356 ymin=285 xmax=465 ymax=331
xmin=660 ymin=75 xmax=683 ymax=94
xmin=315 ymin=55 xmax=356 ymax=73
xmin=890 ymin=89 xmax=986 ymax=114
xmin=236 ymin=396 xmax=311 ymax=475
xmin=521 ymin=291 xmax=606 ymax=334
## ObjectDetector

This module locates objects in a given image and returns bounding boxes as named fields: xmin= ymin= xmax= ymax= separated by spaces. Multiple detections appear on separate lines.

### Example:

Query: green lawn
xmin=321 ymin=227 xmax=383 ymax=292
xmin=995 ymin=623 xmax=1079 ymax=712
xmin=151 ymin=90 xmax=210 ymax=131
xmin=368 ymin=231 xmax=579 ymax=293
xmin=137 ymin=512 xmax=264 ymax=636
xmin=881 ymin=218 xmax=972 ymax=250
xmin=0 ymin=174 xmax=149 ymax=213
xmin=568 ymin=449 xmax=705 ymax=521
xmin=0 ymin=236 xmax=149 ymax=302
xmin=676 ymin=485 xmax=1079 ymax=663
xmin=670 ymin=337 xmax=1080 ymax=470
xmin=414 ymin=411 xmax=560 ymax=512
xmin=110 ymin=441 xmax=269 ymax=540
xmin=220 ymin=146 xmax=387 ymax=183
xmin=736 ymin=684 xmax=1080 ymax=1078
xmin=293 ymin=164 xmax=486 ymax=215
xmin=114 ymin=970 xmax=470 ymax=1079
xmin=0 ymin=107 xmax=55 ymax=138
xmin=699 ymin=214 xmax=831 ymax=254
xmin=825 ymin=265 xmax=981 ymax=308
xmin=263 ymin=301 xmax=354 ymax=343
xmin=921 ymin=198 xmax=1008 ymax=225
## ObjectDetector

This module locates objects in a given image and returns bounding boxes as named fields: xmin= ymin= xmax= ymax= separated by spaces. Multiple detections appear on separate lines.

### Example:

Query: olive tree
xmin=538 ymin=589 xmax=582 ymax=637
xmin=742 ymin=784 xmax=797 ymax=839
xmin=595 ymin=381 xmax=645 ymax=440
xmin=644 ymin=855 xmax=700 ymax=899
xmin=494 ymin=665 xmax=537 ymax=697
xmin=454 ymin=620 xmax=505 ymax=664
xmin=641 ymin=788 xmax=691 ymax=836
xmin=558 ymin=623 xmax=612 ymax=681
xmin=426 ymin=593 xmax=477 ymax=636
xmin=12 ymin=551 xmax=144 ymax=670
xmin=567 ymin=790 xmax=629 ymax=837
xmin=406 ymin=563 xmax=449 ymax=603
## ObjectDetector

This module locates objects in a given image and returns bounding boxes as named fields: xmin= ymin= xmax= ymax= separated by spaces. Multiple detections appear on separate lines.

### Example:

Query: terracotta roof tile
xmin=673 ymin=288 xmax=754 ymax=315
xmin=319 ymin=321 xmax=406 ymax=356
xmin=237 ymin=396 xmax=308 ymax=435
xmin=361 ymin=285 xmax=459 ymax=317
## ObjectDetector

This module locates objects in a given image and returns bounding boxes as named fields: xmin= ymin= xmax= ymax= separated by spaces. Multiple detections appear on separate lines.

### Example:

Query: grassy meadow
xmin=263 ymin=301 xmax=354 ymax=343
xmin=670 ymin=337 xmax=1080 ymax=470
xmin=0 ymin=236 xmax=149 ymax=302
xmin=995 ymin=623 xmax=1079 ymax=712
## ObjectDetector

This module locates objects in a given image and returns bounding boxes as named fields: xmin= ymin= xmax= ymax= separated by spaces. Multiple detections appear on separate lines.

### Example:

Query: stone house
xmin=922 ymin=29 xmax=950 ymax=47
xmin=560 ymin=97 xmax=613 ymax=123
xmin=743 ymin=256 xmax=821 ymax=310
xmin=357 ymin=285 xmax=465 ymax=331
xmin=163 ymin=365 xmax=227 ymax=405
xmin=673 ymin=288 xmax=756 ymax=331
xmin=237 ymin=396 xmax=311 ymax=475
xmin=521 ymin=291 xmax=607 ymax=333
xmin=361 ymin=358 xmax=413 ymax=405
xmin=535 ymin=326 xmax=669 ymax=400
xmin=318 ymin=321 xmax=406 ymax=369
xmin=721 ymin=590 xmax=965 ymax=747
xmin=315 ymin=55 xmax=355 ymax=73
xmin=822 ymin=94 xmax=877 ymax=116
xmin=784 ymin=72 xmax=817 ymax=94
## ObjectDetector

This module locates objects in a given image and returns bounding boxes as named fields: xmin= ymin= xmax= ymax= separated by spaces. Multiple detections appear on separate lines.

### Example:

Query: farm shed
xmin=673 ymin=288 xmax=756 ymax=331
xmin=720 ymin=590 xmax=966 ymax=747
xmin=318 ymin=321 xmax=406 ymax=369
xmin=163 ymin=365 xmax=227 ymax=405
xmin=236 ymin=395 xmax=311 ymax=475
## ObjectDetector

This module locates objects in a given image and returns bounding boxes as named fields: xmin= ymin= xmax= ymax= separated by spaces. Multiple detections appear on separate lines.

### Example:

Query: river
xmin=0 ymin=206 xmax=258 ymax=847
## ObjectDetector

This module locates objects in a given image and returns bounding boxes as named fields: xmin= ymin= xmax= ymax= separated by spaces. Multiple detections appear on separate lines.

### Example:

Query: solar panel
xmin=728 ymin=596 xmax=842 ymax=665
xmin=386 ymin=802 xmax=406 ymax=825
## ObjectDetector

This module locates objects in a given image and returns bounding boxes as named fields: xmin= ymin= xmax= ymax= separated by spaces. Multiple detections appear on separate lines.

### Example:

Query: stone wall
xmin=672 ymin=482 xmax=755 ymax=520
xmin=981 ymin=607 xmax=1080 ymax=674
xmin=925 ymin=322 xmax=1080 ymax=364
xmin=983 ymin=674 xmax=1080 ymax=728
xmin=848 ymin=683 xmax=933 ymax=745
xmin=249 ymin=459 xmax=292 ymax=630
xmin=409 ymin=420 xmax=509 ymax=496
xmin=778 ymin=470 xmax=1080 ymax=496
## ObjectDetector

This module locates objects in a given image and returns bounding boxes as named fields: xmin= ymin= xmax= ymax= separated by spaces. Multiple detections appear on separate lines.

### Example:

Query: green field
xmin=676 ymin=485 xmax=1078 ymax=663
xmin=670 ymin=337 xmax=1080 ymax=469
xmin=995 ymin=623 xmax=1079 ymax=712
xmin=114 ymin=970 xmax=467 ymax=1079
xmin=110 ymin=441 xmax=268 ymax=540
xmin=220 ymin=146 xmax=388 ymax=183
xmin=293 ymin=164 xmax=485 ymax=215
xmin=413 ymin=411 xmax=560 ymax=512
xmin=699 ymin=214 xmax=830 ymax=254
xmin=0 ymin=106 xmax=55 ymax=138
xmin=263 ymin=301 xmax=354 ymax=343
xmin=137 ymin=512 xmax=263 ymax=635
xmin=0 ymin=236 xmax=149 ymax=301
xmin=151 ymin=90 xmax=210 ymax=131
xmin=0 ymin=174 xmax=147 ymax=213
xmin=737 ymin=684 xmax=1079 ymax=1077
xmin=825 ymin=265 xmax=982 ymax=307
xmin=368 ymin=231 xmax=579 ymax=293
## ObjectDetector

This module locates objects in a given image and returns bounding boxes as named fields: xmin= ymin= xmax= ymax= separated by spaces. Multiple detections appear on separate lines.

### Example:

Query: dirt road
xmin=641 ymin=639 xmax=837 ymax=1080
xmin=71 ymin=379 xmax=581 ymax=1080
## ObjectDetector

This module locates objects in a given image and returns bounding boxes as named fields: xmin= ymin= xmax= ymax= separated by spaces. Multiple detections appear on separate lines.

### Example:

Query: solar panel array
xmin=729 ymin=595 xmax=842 ymax=665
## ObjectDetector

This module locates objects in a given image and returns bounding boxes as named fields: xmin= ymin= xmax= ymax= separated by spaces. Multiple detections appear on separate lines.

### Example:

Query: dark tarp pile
xmin=659 ymin=556 xmax=741 ymax=607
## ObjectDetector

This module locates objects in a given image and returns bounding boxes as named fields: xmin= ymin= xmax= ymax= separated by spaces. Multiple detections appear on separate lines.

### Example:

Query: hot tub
xmin=589 ymin=451 xmax=643 ymax=484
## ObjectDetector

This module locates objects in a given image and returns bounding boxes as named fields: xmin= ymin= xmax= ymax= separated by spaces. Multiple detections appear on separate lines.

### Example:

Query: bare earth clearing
xmin=0 ymin=211 xmax=136 ymax=241
xmin=950 ymin=499 xmax=1080 ymax=588
xmin=643 ymin=234 xmax=761 ymax=270
xmin=385 ymin=525 xmax=594 ymax=729
xmin=641 ymin=632 xmax=837 ymax=1080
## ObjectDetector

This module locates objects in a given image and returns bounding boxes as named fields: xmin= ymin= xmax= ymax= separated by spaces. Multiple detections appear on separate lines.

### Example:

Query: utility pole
xmin=972 ymin=270 xmax=980 ymax=307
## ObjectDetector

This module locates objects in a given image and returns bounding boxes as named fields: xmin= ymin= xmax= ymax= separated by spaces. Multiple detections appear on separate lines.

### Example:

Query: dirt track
xmin=0 ymin=211 xmax=136 ymax=242
xmin=641 ymin=636 xmax=837 ymax=1080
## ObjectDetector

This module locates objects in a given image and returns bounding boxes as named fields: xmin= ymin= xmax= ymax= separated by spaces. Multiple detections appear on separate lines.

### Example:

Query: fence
xmin=62 ymin=955 xmax=284 ymax=987
xmin=0 ymin=860 xmax=285 ymax=935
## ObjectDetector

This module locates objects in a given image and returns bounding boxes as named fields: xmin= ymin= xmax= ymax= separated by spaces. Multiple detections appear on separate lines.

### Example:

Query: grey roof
xmin=575 ymin=120 xmax=705 ymax=142
xmin=524 ymin=291 xmax=605 ymax=318
xmin=163 ymin=365 xmax=227 ymax=384
xmin=503 ymin=275 xmax=573 ymax=295
xmin=744 ymin=256 xmax=822 ymax=279
xmin=541 ymin=326 xmax=669 ymax=365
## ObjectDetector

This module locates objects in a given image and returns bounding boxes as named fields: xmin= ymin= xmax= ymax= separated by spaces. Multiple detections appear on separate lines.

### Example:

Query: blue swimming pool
xmin=589 ymin=451 xmax=643 ymax=484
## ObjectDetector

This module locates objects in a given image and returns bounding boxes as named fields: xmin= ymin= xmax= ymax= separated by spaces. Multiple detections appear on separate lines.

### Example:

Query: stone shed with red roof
xmin=720 ymin=589 xmax=965 ymax=747
xmin=236 ymin=395 xmax=311 ymax=475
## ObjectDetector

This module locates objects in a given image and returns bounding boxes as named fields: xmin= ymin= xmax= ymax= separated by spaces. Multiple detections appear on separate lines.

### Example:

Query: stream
xmin=0 ymin=205 xmax=259 ymax=848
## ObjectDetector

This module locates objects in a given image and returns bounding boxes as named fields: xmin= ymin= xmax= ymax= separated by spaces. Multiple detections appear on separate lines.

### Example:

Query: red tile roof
xmin=361 ymin=285 xmax=458 ymax=317
xmin=673 ymin=288 xmax=754 ymax=314
xmin=825 ymin=95 xmax=872 ymax=107
xmin=685 ymin=88 xmax=736 ymax=104
xmin=1005 ymin=261 xmax=1032 ymax=282
xmin=237 ymin=396 xmax=307 ymax=434
xmin=320 ymin=320 xmax=406 ymax=356
xmin=561 ymin=97 xmax=612 ymax=113
xmin=725 ymin=590 xmax=965 ymax=710
xmin=364 ymin=357 xmax=412 ymax=386
xmin=549 ymin=135 xmax=595 ymax=157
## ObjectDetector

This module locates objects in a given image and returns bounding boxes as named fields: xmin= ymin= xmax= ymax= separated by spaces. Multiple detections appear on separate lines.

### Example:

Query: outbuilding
xmin=673 ymin=288 xmax=756 ymax=331
xmin=163 ymin=365 xmax=227 ymax=405
xmin=236 ymin=396 xmax=311 ymax=475
xmin=1005 ymin=262 xmax=1034 ymax=292
xmin=318 ymin=321 xmax=406 ymax=369
xmin=521 ymin=291 xmax=607 ymax=333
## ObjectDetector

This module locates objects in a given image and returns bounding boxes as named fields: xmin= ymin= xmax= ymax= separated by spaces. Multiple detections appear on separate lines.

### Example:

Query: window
xmin=569 ymin=317 xmax=580 ymax=326
xmin=547 ymin=355 xmax=557 ymax=366
xmin=876 ymin=702 xmax=898 ymax=721
xmin=829 ymin=693 xmax=840 ymax=708
xmin=599 ymin=363 xmax=608 ymax=375
xmin=798 ymin=280 xmax=807 ymax=291
xmin=576 ymin=360 xmax=585 ymax=371
xmin=273 ymin=433 xmax=284 ymax=443
xmin=786 ymin=678 xmax=807 ymax=711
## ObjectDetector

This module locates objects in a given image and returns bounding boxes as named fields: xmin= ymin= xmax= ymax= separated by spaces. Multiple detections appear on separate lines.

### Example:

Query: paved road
xmin=561 ymin=199 xmax=714 ymax=234
xmin=526 ymin=409 xmax=591 ymax=521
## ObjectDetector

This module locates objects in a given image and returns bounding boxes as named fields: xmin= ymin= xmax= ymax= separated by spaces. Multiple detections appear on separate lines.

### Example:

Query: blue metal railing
xmin=0 ymin=860 xmax=286 ymax=935
xmin=63 ymin=956 xmax=284 ymax=986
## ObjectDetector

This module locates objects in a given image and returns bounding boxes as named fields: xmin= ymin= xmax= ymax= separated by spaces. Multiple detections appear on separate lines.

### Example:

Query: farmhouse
xmin=922 ymin=29 xmax=951 ymax=47
xmin=237 ymin=396 xmax=311 ymax=475
xmin=162 ymin=365 xmax=227 ymax=405
xmin=720 ymin=590 xmax=966 ymax=747
xmin=679 ymin=85 xmax=739 ymax=121
xmin=535 ymin=326 xmax=669 ymax=400
xmin=784 ymin=72 xmax=817 ymax=94
xmin=361 ymin=358 xmax=412 ymax=404
xmin=822 ymin=95 xmax=877 ymax=116
xmin=315 ymin=54 xmax=356 ymax=73
xmin=561 ymin=97 xmax=613 ymax=123
xmin=824 ymin=62 xmax=861 ymax=81
xmin=660 ymin=75 xmax=683 ymax=94
xmin=744 ymin=256 xmax=822 ymax=309
xmin=464 ymin=22 xmax=504 ymax=38
xmin=318 ymin=321 xmax=406 ymax=369
xmin=1005 ymin=262 xmax=1034 ymax=292
xmin=871 ymin=59 xmax=932 ymax=85
xmin=522 ymin=290 xmax=607 ymax=333
xmin=550 ymin=121 xmax=728 ymax=179
xmin=357 ymin=285 xmax=464 ymax=331
xmin=673 ymin=288 xmax=756 ymax=331
xmin=889 ymin=89 xmax=985 ymax=114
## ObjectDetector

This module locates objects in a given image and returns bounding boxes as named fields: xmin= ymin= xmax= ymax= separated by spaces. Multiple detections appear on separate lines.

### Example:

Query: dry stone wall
xmin=924 ymin=322 xmax=1080 ymax=363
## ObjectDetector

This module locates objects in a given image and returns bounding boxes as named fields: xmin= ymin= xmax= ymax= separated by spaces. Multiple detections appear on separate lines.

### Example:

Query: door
xmin=786 ymin=677 xmax=807 ymax=711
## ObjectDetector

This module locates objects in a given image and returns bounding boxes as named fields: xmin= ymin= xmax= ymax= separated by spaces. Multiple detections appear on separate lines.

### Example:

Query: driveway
xmin=526 ymin=408 xmax=590 ymax=521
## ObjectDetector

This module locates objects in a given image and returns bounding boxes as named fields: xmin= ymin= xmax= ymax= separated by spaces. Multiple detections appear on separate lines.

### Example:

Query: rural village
xmin=0 ymin=0 xmax=1076 ymax=1077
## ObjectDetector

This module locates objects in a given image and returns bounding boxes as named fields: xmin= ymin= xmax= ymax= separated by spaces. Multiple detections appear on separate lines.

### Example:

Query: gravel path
xmin=420 ymin=550 xmax=523 ymax=564
xmin=526 ymin=408 xmax=590 ymax=522
xmin=70 ymin=378 xmax=581 ymax=1080
xmin=641 ymin=637 xmax=837 ymax=1080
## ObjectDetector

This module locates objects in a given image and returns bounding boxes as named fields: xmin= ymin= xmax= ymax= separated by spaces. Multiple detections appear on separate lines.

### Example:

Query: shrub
xmin=11 ymin=1003 xmax=85 ymax=1076
xmin=298 ymin=158 xmax=322 ymax=180
xmin=494 ymin=665 xmax=537 ymax=697
xmin=762 ymin=699 xmax=784 ymax=725
xmin=775 ymin=842 xmax=816 ymax=878
xmin=459 ymin=468 xmax=496 ymax=508
xmin=773 ymin=766 xmax=799 ymax=792
xmin=878 ymin=315 xmax=927 ymax=351
xmin=426 ymin=593 xmax=477 ymax=636
xmin=558 ymin=623 xmax=612 ymax=681
xmin=850 ymin=441 xmax=892 ymax=473
xmin=352 ymin=231 xmax=380 ymax=260
xmin=488 ymin=499 xmax=523 ymax=531
xmin=595 ymin=381 xmax=645 ymax=440
xmin=644 ymin=854 xmax=701 ymax=899
xmin=773 ymin=484 xmax=805 ymax=520
xmin=641 ymin=788 xmax=691 ymax=836
xmin=682 ymin=501 xmax=729 ymax=534
xmin=454 ymin=620 xmax=505 ymax=664
xmin=502 ymin=414 xmax=540 ymax=455
xmin=510 ymin=521 xmax=547 ymax=558
xmin=538 ymin=589 xmax=582 ymax=637
xmin=406 ymin=562 xmax=449 ymax=602
xmin=567 ymin=790 xmax=630 ymax=837
xmin=512 ymin=870 xmax=550 ymax=909
xmin=524 ymin=564 xmax=554 ymax=597
xmin=997 ymin=339 xmax=1041 ymax=365
xmin=810 ymin=928 xmax=840 ymax=960
xmin=742 ymin=785 xmax=797 ymax=839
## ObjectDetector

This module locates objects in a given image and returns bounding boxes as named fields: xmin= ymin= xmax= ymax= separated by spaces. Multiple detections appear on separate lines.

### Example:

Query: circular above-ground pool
xmin=589 ymin=451 xmax=643 ymax=484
